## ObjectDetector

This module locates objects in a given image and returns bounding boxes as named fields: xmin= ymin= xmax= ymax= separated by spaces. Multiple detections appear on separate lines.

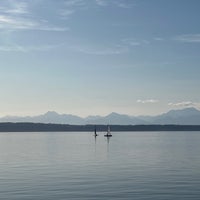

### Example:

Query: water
xmin=0 ymin=131 xmax=200 ymax=199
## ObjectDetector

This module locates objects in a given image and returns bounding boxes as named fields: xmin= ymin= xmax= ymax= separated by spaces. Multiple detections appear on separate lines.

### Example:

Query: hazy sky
xmin=1 ymin=0 xmax=200 ymax=117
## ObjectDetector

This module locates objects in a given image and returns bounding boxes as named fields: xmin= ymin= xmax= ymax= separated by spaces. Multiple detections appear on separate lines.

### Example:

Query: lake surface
xmin=0 ymin=131 xmax=200 ymax=200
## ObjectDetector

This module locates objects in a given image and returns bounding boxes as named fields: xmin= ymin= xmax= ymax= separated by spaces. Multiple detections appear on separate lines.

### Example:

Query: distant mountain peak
xmin=180 ymin=107 xmax=200 ymax=113
xmin=166 ymin=107 xmax=200 ymax=116
xmin=151 ymin=107 xmax=200 ymax=125
xmin=108 ymin=112 xmax=120 ymax=116
xmin=44 ymin=111 xmax=59 ymax=116
xmin=183 ymin=107 xmax=199 ymax=111
xmin=107 ymin=112 xmax=128 ymax=117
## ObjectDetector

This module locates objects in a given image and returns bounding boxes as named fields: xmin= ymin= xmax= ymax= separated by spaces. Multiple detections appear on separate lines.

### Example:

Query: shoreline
xmin=0 ymin=123 xmax=200 ymax=132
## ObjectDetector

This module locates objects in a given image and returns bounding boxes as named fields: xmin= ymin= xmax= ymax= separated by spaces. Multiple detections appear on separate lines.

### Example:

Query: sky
xmin=1 ymin=0 xmax=200 ymax=117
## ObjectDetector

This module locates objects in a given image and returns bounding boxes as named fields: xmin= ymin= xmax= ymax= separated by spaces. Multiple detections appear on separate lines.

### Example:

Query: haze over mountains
xmin=1 ymin=107 xmax=200 ymax=125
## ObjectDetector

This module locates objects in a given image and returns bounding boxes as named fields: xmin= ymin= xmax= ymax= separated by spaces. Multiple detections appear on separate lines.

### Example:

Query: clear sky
xmin=1 ymin=0 xmax=200 ymax=117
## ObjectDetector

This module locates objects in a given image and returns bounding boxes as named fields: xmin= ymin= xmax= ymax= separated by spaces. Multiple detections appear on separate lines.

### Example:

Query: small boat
xmin=104 ymin=125 xmax=112 ymax=137
xmin=94 ymin=125 xmax=98 ymax=137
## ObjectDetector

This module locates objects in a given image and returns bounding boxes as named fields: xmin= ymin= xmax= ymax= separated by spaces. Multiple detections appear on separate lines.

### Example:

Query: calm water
xmin=0 ymin=131 xmax=200 ymax=200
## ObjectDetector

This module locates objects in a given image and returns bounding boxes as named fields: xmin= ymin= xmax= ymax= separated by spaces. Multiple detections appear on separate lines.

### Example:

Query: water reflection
xmin=106 ymin=136 xmax=111 ymax=153
xmin=1 ymin=132 xmax=200 ymax=200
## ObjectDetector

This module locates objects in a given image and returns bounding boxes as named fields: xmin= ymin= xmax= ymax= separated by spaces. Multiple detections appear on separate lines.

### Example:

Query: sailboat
xmin=94 ymin=125 xmax=98 ymax=137
xmin=104 ymin=125 xmax=112 ymax=137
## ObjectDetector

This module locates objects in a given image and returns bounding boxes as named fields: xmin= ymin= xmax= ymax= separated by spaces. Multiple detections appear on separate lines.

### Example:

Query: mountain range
xmin=1 ymin=107 xmax=200 ymax=125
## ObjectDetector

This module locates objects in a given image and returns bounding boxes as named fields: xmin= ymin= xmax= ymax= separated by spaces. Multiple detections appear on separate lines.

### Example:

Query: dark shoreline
xmin=0 ymin=123 xmax=200 ymax=132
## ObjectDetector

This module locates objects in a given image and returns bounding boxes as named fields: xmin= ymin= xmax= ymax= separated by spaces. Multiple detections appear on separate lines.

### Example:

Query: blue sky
xmin=1 ymin=0 xmax=200 ymax=117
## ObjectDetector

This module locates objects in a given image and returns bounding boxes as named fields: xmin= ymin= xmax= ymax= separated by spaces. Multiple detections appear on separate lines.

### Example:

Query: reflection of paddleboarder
xmin=94 ymin=125 xmax=98 ymax=137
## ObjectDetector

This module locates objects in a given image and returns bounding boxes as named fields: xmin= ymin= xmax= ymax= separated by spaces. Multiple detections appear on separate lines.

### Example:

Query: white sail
xmin=107 ymin=125 xmax=111 ymax=135
xmin=104 ymin=125 xmax=112 ymax=137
